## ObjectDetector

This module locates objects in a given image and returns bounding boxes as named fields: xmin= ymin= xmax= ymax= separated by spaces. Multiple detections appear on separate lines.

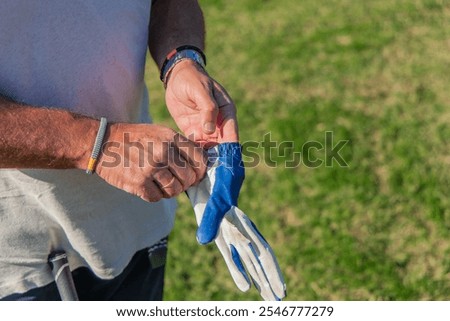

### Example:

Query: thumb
xmin=196 ymin=196 xmax=229 ymax=244
xmin=196 ymin=87 xmax=219 ymax=135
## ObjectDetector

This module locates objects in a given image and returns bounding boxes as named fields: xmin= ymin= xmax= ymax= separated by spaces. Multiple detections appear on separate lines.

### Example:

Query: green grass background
xmin=145 ymin=0 xmax=450 ymax=300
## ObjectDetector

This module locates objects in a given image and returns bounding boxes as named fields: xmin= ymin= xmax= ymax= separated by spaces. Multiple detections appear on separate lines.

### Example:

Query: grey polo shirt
xmin=0 ymin=0 xmax=176 ymax=297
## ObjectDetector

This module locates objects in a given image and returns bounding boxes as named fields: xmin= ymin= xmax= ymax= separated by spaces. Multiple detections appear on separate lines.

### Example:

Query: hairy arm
xmin=0 ymin=96 xmax=97 ymax=169
xmin=0 ymin=95 xmax=206 ymax=201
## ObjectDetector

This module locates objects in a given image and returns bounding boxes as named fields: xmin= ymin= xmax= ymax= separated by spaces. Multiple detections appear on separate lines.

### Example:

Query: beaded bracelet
xmin=86 ymin=117 xmax=107 ymax=174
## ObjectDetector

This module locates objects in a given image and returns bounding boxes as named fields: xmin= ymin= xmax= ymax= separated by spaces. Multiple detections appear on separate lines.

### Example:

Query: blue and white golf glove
xmin=187 ymin=143 xmax=286 ymax=301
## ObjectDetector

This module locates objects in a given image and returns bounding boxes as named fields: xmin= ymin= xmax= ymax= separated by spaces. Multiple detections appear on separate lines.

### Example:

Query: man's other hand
xmin=96 ymin=123 xmax=207 ymax=202
xmin=164 ymin=60 xmax=239 ymax=147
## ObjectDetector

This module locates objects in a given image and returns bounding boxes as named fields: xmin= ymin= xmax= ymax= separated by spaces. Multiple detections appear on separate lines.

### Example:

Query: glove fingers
xmin=251 ymin=276 xmax=279 ymax=301
xmin=230 ymin=245 xmax=251 ymax=288
xmin=258 ymin=248 xmax=286 ymax=299
xmin=247 ymin=233 xmax=286 ymax=299
xmin=232 ymin=207 xmax=287 ymax=300
xmin=237 ymin=242 xmax=279 ymax=301
xmin=215 ymin=235 xmax=251 ymax=292
xmin=248 ymin=243 xmax=285 ymax=301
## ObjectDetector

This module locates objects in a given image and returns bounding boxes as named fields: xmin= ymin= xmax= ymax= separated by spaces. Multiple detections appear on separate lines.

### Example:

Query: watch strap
xmin=160 ymin=46 xmax=206 ymax=86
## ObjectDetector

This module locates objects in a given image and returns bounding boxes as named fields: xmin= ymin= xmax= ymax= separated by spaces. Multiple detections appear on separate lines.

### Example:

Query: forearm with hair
xmin=148 ymin=0 xmax=205 ymax=70
xmin=0 ymin=96 xmax=98 ymax=169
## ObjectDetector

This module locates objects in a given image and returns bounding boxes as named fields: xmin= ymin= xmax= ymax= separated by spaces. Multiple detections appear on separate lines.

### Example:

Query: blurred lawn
xmin=145 ymin=0 xmax=449 ymax=300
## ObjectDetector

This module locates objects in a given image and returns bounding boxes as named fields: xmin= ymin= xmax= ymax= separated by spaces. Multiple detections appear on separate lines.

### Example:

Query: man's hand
xmin=164 ymin=60 xmax=239 ymax=147
xmin=96 ymin=123 xmax=207 ymax=202
xmin=148 ymin=0 xmax=237 ymax=146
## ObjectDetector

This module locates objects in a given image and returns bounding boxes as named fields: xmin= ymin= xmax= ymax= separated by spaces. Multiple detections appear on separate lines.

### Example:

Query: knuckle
xmin=138 ymin=188 xmax=156 ymax=203
xmin=205 ymin=100 xmax=217 ymax=110
xmin=140 ymin=180 xmax=163 ymax=203
xmin=153 ymin=169 xmax=172 ymax=182
xmin=187 ymin=169 xmax=197 ymax=187
xmin=195 ymin=157 xmax=208 ymax=179
xmin=201 ymin=101 xmax=218 ymax=112
xmin=179 ymin=167 xmax=196 ymax=189
xmin=144 ymin=191 xmax=162 ymax=203
xmin=163 ymin=181 xmax=183 ymax=198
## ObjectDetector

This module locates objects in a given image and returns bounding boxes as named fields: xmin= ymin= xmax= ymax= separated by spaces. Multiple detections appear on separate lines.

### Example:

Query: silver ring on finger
xmin=160 ymin=175 xmax=177 ymax=189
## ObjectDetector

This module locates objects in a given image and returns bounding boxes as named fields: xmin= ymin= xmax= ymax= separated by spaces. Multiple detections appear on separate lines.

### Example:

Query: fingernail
xmin=204 ymin=122 xmax=215 ymax=133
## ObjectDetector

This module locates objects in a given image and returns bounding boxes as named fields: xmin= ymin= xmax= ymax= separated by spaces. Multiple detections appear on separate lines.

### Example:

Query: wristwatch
xmin=160 ymin=46 xmax=206 ymax=86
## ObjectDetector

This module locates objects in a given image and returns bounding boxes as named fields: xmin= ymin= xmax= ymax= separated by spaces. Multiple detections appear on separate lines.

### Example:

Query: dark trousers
xmin=2 ymin=240 xmax=168 ymax=301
